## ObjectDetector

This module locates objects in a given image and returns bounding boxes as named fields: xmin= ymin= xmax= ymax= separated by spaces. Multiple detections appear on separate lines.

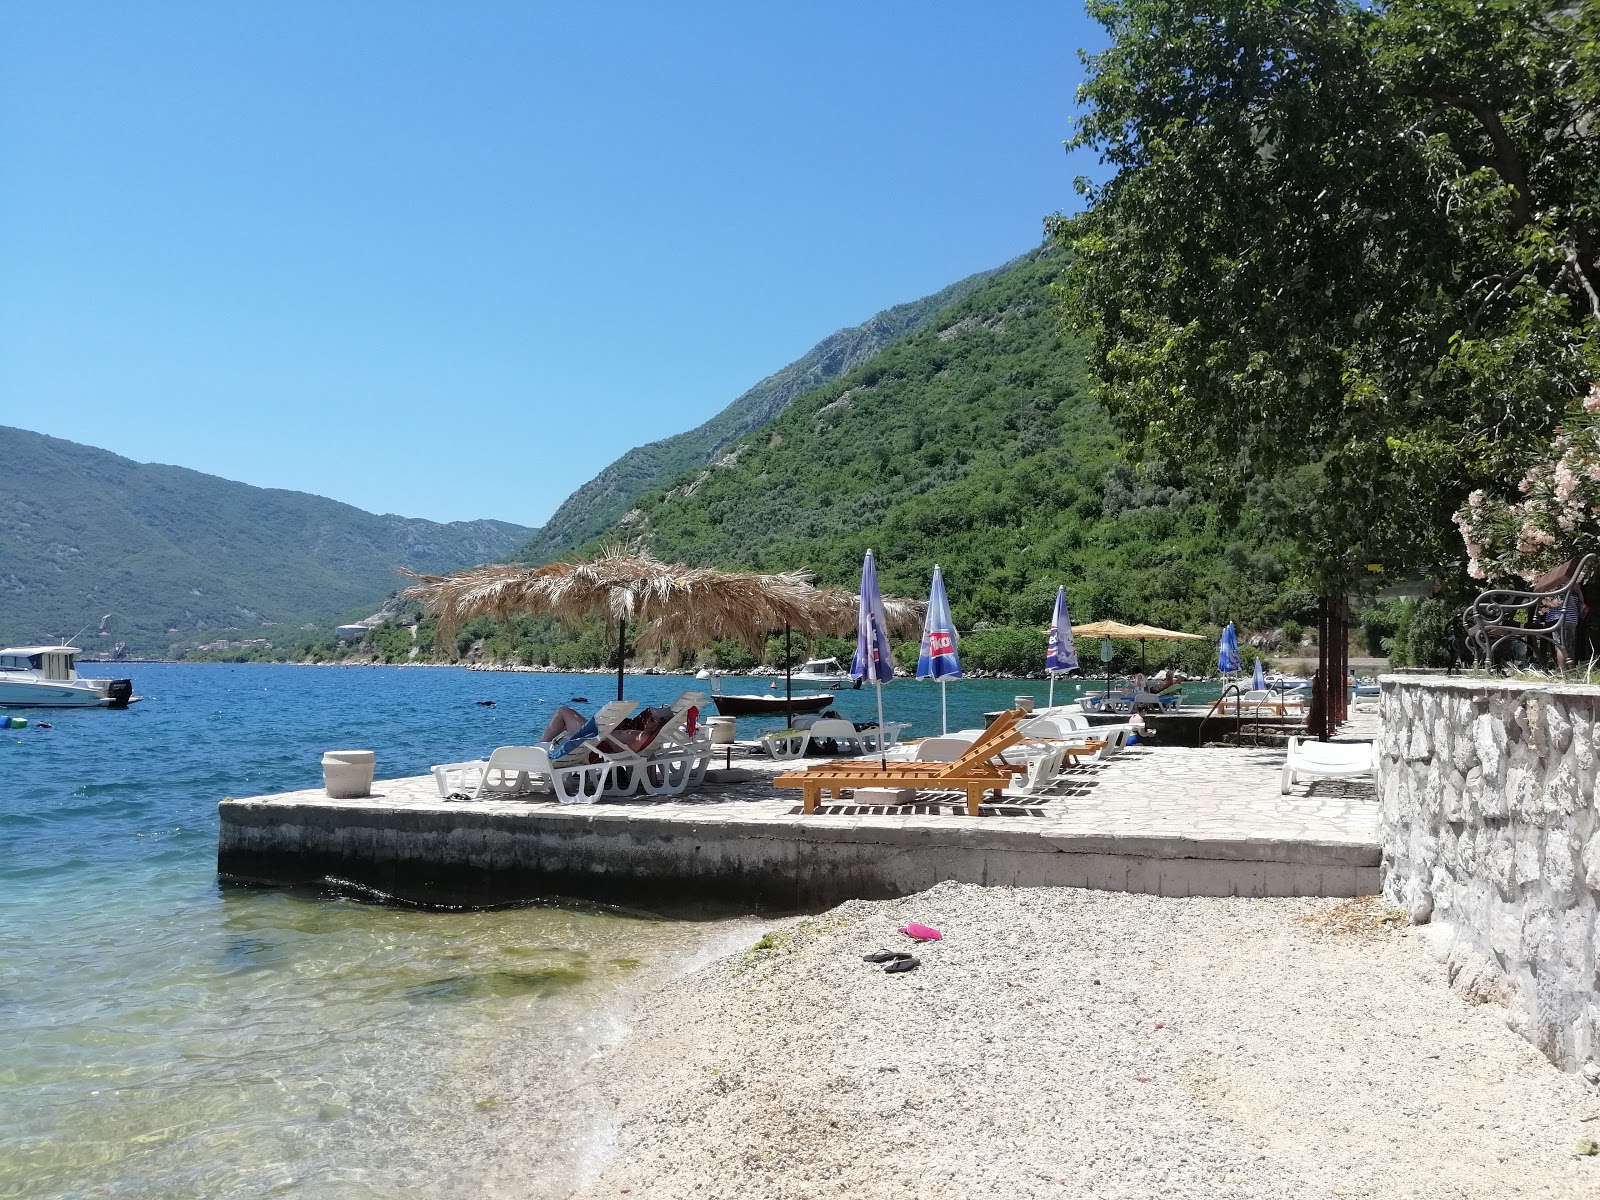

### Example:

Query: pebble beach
xmin=573 ymin=881 xmax=1600 ymax=1200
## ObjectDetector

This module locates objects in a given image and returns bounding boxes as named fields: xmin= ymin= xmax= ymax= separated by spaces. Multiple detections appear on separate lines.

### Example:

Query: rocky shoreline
xmin=570 ymin=882 xmax=1598 ymax=1199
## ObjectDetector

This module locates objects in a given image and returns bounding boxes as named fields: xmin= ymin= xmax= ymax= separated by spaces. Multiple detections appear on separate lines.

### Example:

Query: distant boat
xmin=790 ymin=657 xmax=852 ymax=685
xmin=710 ymin=691 xmax=834 ymax=717
xmin=0 ymin=646 xmax=134 ymax=708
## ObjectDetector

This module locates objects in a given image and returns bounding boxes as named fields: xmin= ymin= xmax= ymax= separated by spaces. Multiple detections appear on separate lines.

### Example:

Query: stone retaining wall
xmin=1379 ymin=675 xmax=1600 ymax=1072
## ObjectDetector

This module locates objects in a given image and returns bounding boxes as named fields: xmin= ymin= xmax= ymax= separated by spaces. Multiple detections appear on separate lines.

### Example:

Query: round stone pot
xmin=708 ymin=716 xmax=737 ymax=745
xmin=1013 ymin=695 xmax=1036 ymax=713
xmin=322 ymin=750 xmax=376 ymax=799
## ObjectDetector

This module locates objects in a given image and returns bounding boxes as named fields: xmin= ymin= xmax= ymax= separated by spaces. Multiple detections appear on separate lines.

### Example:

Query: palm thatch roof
xmin=400 ymin=545 xmax=924 ymax=658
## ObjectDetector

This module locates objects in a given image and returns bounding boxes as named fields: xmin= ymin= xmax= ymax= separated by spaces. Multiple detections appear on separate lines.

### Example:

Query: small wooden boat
xmin=711 ymin=691 xmax=834 ymax=717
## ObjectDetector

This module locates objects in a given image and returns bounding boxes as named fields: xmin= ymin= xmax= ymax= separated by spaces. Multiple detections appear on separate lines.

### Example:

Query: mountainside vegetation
xmin=504 ymin=247 xmax=1308 ymax=670
xmin=515 ymin=262 xmax=1012 ymax=564
xmin=0 ymin=426 xmax=531 ymax=656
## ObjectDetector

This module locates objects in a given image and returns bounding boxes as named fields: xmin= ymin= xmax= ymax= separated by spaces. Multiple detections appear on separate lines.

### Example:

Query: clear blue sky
xmin=0 ymin=3 xmax=1106 ymax=526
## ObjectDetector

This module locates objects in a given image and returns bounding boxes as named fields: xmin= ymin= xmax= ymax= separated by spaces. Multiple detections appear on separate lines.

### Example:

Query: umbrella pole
xmin=785 ymin=623 xmax=793 ymax=730
xmin=875 ymin=678 xmax=887 ymax=768
xmin=1048 ymin=672 xmax=1055 ymax=709
xmin=941 ymin=679 xmax=947 ymax=736
xmin=614 ymin=620 xmax=626 ymax=701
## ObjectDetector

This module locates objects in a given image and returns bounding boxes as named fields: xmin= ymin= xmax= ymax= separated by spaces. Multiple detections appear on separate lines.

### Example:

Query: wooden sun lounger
xmin=777 ymin=709 xmax=1094 ymax=815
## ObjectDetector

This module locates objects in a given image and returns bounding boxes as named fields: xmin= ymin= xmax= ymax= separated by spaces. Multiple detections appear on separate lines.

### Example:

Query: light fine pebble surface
xmin=571 ymin=882 xmax=1600 ymax=1199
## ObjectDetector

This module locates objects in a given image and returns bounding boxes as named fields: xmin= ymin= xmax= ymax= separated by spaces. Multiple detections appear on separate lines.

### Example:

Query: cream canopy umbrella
xmin=1071 ymin=620 xmax=1205 ymax=678
xmin=402 ymin=544 xmax=924 ymax=700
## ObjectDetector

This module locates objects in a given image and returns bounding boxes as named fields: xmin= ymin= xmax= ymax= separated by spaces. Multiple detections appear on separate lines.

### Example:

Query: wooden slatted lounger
xmin=776 ymin=709 xmax=1103 ymax=815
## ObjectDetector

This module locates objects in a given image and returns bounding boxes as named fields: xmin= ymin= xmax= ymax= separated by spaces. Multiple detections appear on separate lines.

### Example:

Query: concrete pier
xmin=218 ymin=746 xmax=1380 ymax=912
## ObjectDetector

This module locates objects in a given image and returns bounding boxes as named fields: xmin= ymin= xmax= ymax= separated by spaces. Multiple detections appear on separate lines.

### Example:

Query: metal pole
xmin=1316 ymin=595 xmax=1330 ymax=741
xmin=941 ymin=678 xmax=948 ymax=735
xmin=784 ymin=623 xmax=793 ymax=730
xmin=875 ymin=677 xmax=887 ymax=769
xmin=615 ymin=619 xmax=626 ymax=702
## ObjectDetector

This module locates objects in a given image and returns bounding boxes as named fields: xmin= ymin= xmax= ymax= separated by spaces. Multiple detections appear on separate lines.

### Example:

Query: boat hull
xmin=712 ymin=692 xmax=834 ymax=717
xmin=0 ymin=680 xmax=113 ymax=708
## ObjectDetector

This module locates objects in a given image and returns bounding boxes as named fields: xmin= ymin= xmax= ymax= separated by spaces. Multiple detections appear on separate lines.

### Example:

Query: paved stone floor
xmin=249 ymin=734 xmax=1379 ymax=855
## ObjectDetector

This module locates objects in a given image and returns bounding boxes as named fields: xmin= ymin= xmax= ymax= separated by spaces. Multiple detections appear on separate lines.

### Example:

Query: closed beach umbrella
xmin=851 ymin=549 xmax=896 ymax=764
xmin=1252 ymin=655 xmax=1267 ymax=692
xmin=1218 ymin=623 xmax=1241 ymax=675
xmin=915 ymin=565 xmax=962 ymax=734
xmin=1045 ymin=586 xmax=1077 ymax=708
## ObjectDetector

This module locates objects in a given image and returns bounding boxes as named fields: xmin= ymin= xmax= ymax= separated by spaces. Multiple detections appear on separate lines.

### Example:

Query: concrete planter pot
xmin=708 ymin=716 xmax=737 ymax=745
xmin=322 ymin=750 xmax=376 ymax=799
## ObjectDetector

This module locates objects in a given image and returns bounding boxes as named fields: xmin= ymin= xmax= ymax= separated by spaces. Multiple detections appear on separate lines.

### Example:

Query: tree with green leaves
xmin=1054 ymin=0 xmax=1599 ymax=589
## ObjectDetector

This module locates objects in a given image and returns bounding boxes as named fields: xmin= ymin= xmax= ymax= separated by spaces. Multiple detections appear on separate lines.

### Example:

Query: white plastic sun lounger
xmin=1280 ymin=737 xmax=1375 ymax=794
xmin=600 ymin=691 xmax=712 ymax=797
xmin=432 ymin=700 xmax=637 ymax=802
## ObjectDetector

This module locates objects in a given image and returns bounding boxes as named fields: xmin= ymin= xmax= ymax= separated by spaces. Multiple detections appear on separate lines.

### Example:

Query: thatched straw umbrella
xmin=401 ymin=544 xmax=924 ymax=701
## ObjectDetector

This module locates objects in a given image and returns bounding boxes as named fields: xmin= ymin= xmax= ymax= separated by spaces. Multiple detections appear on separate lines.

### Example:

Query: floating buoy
xmin=569 ymin=697 xmax=588 ymax=703
xmin=3 ymin=716 xmax=27 ymax=729
xmin=476 ymin=700 xmax=496 ymax=707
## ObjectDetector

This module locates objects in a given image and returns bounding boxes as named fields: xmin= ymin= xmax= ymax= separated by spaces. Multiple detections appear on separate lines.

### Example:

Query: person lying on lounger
xmin=599 ymin=705 xmax=675 ymax=753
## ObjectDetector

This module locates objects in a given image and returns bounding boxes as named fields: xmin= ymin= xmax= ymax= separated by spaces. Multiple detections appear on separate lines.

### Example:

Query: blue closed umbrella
xmin=851 ymin=549 xmax=895 ymax=763
xmin=1218 ymin=623 xmax=1241 ymax=674
xmin=1252 ymin=655 xmax=1267 ymax=692
xmin=915 ymin=565 xmax=962 ymax=734
xmin=1045 ymin=586 xmax=1077 ymax=708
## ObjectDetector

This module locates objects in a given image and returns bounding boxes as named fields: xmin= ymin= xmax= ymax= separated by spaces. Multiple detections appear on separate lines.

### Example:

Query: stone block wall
xmin=1379 ymin=675 xmax=1600 ymax=1072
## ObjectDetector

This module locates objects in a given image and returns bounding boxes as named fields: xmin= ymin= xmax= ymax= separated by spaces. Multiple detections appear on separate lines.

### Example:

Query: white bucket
xmin=1013 ymin=695 xmax=1036 ymax=713
xmin=322 ymin=749 xmax=376 ymax=799
xmin=708 ymin=716 xmax=737 ymax=745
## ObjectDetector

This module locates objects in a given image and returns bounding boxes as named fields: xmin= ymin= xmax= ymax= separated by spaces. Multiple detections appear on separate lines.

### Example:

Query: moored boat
xmin=789 ymin=657 xmax=852 ymax=685
xmin=0 ymin=646 xmax=134 ymax=708
xmin=711 ymin=691 xmax=834 ymax=717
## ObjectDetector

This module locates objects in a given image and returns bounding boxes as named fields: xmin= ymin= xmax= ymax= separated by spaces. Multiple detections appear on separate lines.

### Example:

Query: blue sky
xmin=0 ymin=3 xmax=1106 ymax=526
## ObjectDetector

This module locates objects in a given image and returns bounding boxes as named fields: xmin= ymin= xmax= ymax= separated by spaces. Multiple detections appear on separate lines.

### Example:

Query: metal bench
xmin=1464 ymin=553 xmax=1593 ymax=667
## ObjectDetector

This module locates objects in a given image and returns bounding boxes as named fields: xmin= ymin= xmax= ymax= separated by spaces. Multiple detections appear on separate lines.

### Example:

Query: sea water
xmin=0 ymin=663 xmax=1201 ymax=1198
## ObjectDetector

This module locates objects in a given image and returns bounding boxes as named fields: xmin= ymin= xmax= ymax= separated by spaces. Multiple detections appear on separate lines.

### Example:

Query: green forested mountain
xmin=583 ymin=248 xmax=1304 ymax=640
xmin=515 ymin=261 xmax=1013 ymax=563
xmin=0 ymin=426 xmax=531 ymax=655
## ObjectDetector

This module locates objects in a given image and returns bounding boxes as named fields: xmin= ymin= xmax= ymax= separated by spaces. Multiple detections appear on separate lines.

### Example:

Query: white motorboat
xmin=789 ymin=656 xmax=853 ymax=685
xmin=0 ymin=646 xmax=134 ymax=708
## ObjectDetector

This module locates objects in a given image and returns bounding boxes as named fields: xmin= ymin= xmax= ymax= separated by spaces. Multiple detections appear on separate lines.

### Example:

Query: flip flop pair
xmin=862 ymin=949 xmax=920 ymax=974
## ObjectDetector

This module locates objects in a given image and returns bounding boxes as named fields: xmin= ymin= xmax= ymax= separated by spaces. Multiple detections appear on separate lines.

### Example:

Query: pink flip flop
xmin=899 ymin=922 xmax=943 ymax=941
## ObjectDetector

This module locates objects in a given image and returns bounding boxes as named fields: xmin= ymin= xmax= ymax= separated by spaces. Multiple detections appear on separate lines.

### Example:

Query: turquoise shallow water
xmin=0 ymin=663 xmax=1211 ymax=1198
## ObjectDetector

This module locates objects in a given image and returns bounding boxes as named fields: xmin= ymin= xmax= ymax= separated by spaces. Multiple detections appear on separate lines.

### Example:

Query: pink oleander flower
xmin=1467 ymin=489 xmax=1485 ymax=508
xmin=1555 ymin=466 xmax=1578 ymax=503
xmin=1586 ymin=384 xmax=1600 ymax=415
